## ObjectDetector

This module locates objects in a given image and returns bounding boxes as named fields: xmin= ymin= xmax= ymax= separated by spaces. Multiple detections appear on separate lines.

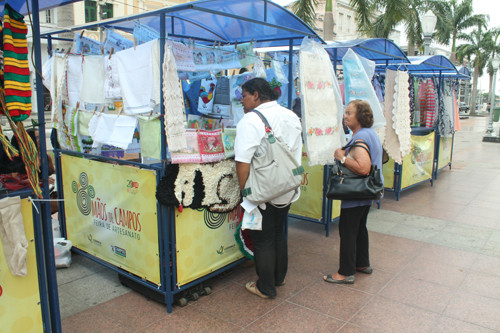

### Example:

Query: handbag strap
xmin=249 ymin=109 xmax=277 ymax=144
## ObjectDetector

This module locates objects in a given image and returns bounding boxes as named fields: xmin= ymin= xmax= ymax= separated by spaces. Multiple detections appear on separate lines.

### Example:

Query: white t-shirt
xmin=235 ymin=101 xmax=303 ymax=205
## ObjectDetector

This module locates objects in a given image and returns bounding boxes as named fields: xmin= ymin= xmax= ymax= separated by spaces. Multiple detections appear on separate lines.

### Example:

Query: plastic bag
xmin=342 ymin=49 xmax=386 ymax=130
xmin=252 ymin=58 xmax=267 ymax=78
xmin=241 ymin=207 xmax=262 ymax=231
xmin=54 ymin=238 xmax=72 ymax=268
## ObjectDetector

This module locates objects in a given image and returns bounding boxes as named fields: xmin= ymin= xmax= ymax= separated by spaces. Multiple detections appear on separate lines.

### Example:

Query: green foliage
xmin=291 ymin=0 xmax=319 ymax=29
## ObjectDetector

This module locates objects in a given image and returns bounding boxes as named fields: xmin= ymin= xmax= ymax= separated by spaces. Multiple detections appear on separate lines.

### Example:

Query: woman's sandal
xmin=245 ymin=281 xmax=270 ymax=299
xmin=323 ymin=274 xmax=355 ymax=284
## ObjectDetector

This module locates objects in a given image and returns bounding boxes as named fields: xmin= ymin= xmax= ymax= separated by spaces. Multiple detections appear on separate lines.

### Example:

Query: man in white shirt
xmin=234 ymin=78 xmax=302 ymax=299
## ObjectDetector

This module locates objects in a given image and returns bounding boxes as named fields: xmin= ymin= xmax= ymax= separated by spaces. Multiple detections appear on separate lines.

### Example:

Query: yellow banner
xmin=382 ymin=159 xmax=395 ymax=190
xmin=437 ymin=136 xmax=453 ymax=170
xmin=331 ymin=199 xmax=341 ymax=220
xmin=0 ymin=199 xmax=43 ymax=333
xmin=290 ymin=150 xmax=324 ymax=220
xmin=401 ymin=133 xmax=435 ymax=189
xmin=175 ymin=207 xmax=243 ymax=286
xmin=61 ymin=154 xmax=160 ymax=285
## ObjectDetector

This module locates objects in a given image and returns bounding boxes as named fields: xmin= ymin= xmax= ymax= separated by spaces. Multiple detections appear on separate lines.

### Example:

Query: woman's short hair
xmin=241 ymin=78 xmax=277 ymax=102
xmin=349 ymin=100 xmax=374 ymax=128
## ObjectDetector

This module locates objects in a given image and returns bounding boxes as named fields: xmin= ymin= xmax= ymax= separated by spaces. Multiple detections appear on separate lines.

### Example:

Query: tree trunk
xmin=469 ymin=66 xmax=480 ymax=115
xmin=324 ymin=0 xmax=334 ymax=41
xmin=407 ymin=43 xmax=415 ymax=57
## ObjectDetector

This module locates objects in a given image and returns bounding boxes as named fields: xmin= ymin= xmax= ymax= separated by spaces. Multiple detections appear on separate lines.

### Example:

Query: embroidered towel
xmin=138 ymin=116 xmax=161 ymax=160
xmin=299 ymin=38 xmax=343 ymax=166
xmin=163 ymin=42 xmax=187 ymax=152
xmin=116 ymin=40 xmax=155 ymax=114
xmin=198 ymin=75 xmax=217 ymax=115
xmin=103 ymin=56 xmax=121 ymax=100
xmin=80 ymin=55 xmax=109 ymax=104
xmin=170 ymin=129 xmax=202 ymax=164
xmin=393 ymin=70 xmax=412 ymax=158
xmin=78 ymin=110 xmax=93 ymax=136
xmin=230 ymin=72 xmax=255 ymax=125
xmin=198 ymin=129 xmax=224 ymax=163
xmin=66 ymin=55 xmax=84 ymax=109
xmin=222 ymin=128 xmax=236 ymax=158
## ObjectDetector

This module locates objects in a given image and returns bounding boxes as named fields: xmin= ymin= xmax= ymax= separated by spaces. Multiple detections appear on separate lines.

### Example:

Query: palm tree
xmin=291 ymin=0 xmax=319 ymax=29
xmin=324 ymin=0 xmax=334 ymax=41
xmin=348 ymin=0 xmax=426 ymax=56
xmin=429 ymin=0 xmax=487 ymax=64
xmin=456 ymin=23 xmax=491 ymax=114
xmin=484 ymin=28 xmax=500 ymax=103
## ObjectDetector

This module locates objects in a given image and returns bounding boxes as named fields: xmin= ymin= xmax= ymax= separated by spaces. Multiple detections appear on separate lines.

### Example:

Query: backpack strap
xmin=249 ymin=109 xmax=276 ymax=143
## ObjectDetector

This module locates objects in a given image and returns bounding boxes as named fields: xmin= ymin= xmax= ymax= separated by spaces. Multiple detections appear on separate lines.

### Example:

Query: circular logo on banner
xmin=72 ymin=172 xmax=95 ymax=216
xmin=204 ymin=210 xmax=225 ymax=229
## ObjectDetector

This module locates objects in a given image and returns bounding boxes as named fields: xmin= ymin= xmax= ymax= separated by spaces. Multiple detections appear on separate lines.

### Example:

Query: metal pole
xmin=486 ymin=68 xmax=497 ymax=135
xmin=31 ymin=0 xmax=62 ymax=331
xmin=423 ymin=35 xmax=431 ymax=56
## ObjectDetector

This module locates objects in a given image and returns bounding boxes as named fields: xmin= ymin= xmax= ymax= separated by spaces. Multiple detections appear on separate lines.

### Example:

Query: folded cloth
xmin=116 ymin=40 xmax=155 ymax=114
xmin=67 ymin=55 xmax=84 ymax=109
xmin=89 ymin=113 xmax=138 ymax=149
xmin=80 ymin=55 xmax=109 ymax=104
xmin=0 ymin=196 xmax=28 ymax=276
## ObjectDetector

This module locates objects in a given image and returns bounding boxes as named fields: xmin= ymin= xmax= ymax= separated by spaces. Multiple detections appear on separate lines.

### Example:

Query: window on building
xmin=85 ymin=1 xmax=113 ymax=22
xmin=347 ymin=15 xmax=351 ymax=33
xmin=338 ymin=13 xmax=343 ymax=32
xmin=45 ymin=9 xmax=52 ymax=23
xmin=85 ymin=0 xmax=97 ymax=23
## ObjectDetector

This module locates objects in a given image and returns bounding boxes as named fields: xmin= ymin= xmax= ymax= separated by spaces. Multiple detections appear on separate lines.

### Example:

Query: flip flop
xmin=356 ymin=266 xmax=373 ymax=274
xmin=323 ymin=274 xmax=355 ymax=284
xmin=245 ymin=281 xmax=270 ymax=299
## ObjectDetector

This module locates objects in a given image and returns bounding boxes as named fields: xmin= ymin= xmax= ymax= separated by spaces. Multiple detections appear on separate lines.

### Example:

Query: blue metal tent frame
xmin=7 ymin=0 xmax=324 ymax=329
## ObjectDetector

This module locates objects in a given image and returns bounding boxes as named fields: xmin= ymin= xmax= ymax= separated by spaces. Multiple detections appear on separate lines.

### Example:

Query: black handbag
xmin=326 ymin=143 xmax=384 ymax=201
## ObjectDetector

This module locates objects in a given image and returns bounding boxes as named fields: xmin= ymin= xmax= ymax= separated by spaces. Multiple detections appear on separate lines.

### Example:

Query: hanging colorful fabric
xmin=2 ymin=4 xmax=31 ymax=122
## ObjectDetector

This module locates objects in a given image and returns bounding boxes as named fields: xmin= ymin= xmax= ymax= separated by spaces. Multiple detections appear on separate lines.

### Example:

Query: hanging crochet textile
xmin=437 ymin=82 xmax=454 ymax=136
xmin=2 ymin=4 xmax=31 ymax=122
xmin=383 ymin=70 xmax=411 ymax=164
xmin=299 ymin=38 xmax=343 ymax=166
xmin=163 ymin=42 xmax=187 ymax=152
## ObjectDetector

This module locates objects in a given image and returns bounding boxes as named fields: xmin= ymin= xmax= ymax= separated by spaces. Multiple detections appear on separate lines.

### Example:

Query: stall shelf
xmin=37 ymin=0 xmax=325 ymax=321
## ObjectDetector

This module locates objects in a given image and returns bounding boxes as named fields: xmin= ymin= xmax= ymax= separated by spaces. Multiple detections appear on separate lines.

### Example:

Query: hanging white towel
xmin=383 ymin=69 xmax=402 ymax=164
xmin=80 ymin=55 xmax=109 ymax=104
xmin=89 ymin=113 xmax=138 ymax=149
xmin=50 ymin=53 xmax=68 ymax=123
xmin=116 ymin=40 xmax=155 ymax=114
xmin=66 ymin=55 xmax=84 ymax=109
xmin=151 ymin=39 xmax=161 ymax=106
xmin=0 ymin=196 xmax=28 ymax=276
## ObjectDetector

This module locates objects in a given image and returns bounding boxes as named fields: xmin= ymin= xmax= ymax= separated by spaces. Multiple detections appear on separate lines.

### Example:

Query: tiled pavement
xmin=59 ymin=116 xmax=500 ymax=332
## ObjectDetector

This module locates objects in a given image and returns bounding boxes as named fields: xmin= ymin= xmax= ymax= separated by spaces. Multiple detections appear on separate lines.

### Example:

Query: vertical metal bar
xmin=31 ymin=0 xmax=62 ymax=331
xmin=47 ymin=35 xmax=53 ymax=55
xmin=30 ymin=201 xmax=51 ymax=332
xmin=287 ymin=39 xmax=293 ymax=109
xmin=160 ymin=13 xmax=167 ymax=162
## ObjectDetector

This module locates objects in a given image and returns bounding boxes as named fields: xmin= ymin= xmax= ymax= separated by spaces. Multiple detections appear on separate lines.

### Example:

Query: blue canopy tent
xmin=324 ymin=38 xmax=410 ymax=71
xmin=41 ymin=0 xmax=323 ymax=47
xmin=3 ymin=0 xmax=325 ymax=328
